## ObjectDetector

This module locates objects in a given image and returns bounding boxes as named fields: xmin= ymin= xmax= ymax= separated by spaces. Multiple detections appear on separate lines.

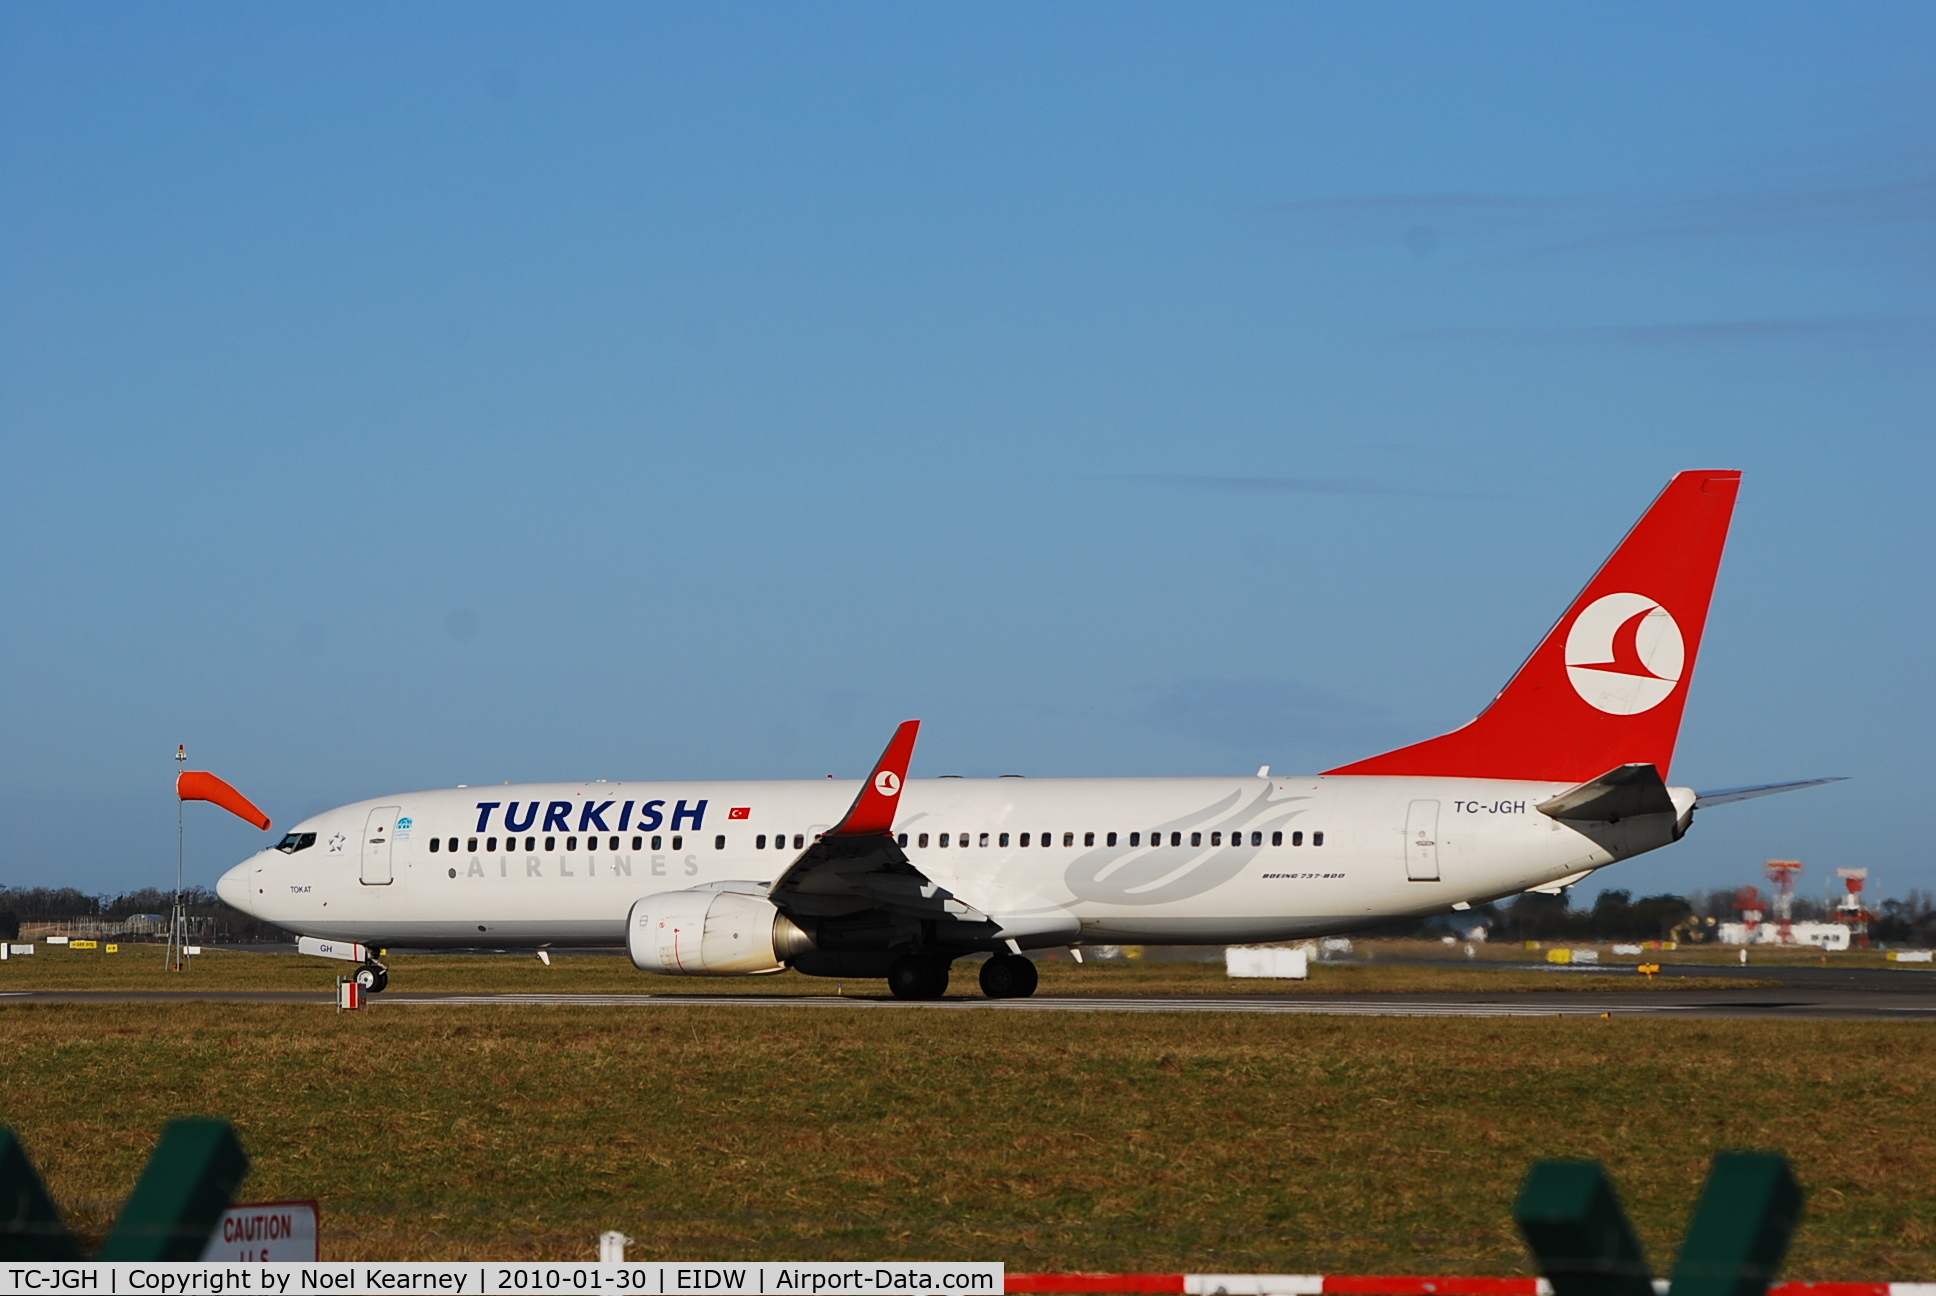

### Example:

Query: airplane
xmin=217 ymin=469 xmax=1837 ymax=999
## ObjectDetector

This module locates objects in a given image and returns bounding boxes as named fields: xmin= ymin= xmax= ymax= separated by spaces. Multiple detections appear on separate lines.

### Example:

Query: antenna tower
xmin=1734 ymin=884 xmax=1765 ymax=944
xmin=1765 ymin=860 xmax=1803 ymax=944
xmin=1836 ymin=868 xmax=1871 ymax=949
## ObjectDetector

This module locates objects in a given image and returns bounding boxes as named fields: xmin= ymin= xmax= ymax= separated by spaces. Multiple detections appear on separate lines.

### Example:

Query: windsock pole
xmin=169 ymin=745 xmax=189 ymax=972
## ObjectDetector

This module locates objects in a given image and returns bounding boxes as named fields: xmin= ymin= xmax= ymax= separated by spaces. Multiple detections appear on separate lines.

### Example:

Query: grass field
xmin=0 ymin=947 xmax=1776 ymax=994
xmin=2 ymin=975 xmax=1930 ymax=1275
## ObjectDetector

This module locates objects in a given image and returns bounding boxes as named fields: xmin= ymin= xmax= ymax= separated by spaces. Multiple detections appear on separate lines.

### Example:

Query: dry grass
xmin=1 ymin=1001 xmax=1929 ymax=1276
xmin=0 ymin=948 xmax=1769 ymax=995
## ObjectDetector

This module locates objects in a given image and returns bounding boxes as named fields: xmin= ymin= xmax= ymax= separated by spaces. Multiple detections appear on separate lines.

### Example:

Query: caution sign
xmin=198 ymin=1199 xmax=320 ymax=1262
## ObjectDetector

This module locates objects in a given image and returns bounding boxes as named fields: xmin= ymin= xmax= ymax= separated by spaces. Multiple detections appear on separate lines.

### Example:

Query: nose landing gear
xmin=353 ymin=961 xmax=389 ymax=994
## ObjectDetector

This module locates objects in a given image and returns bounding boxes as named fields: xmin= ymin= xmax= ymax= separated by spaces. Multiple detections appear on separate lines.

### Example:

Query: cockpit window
xmin=276 ymin=832 xmax=318 ymax=854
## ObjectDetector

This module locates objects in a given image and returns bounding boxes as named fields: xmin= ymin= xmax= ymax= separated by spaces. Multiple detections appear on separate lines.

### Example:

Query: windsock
xmin=177 ymin=771 xmax=272 ymax=831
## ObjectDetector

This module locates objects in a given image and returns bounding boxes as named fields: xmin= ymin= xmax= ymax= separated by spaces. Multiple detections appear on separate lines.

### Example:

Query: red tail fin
xmin=1327 ymin=470 xmax=1741 ymax=784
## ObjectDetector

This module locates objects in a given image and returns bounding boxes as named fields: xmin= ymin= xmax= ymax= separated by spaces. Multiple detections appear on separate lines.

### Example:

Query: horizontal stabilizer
xmin=1694 ymin=777 xmax=1846 ymax=809
xmin=1537 ymin=763 xmax=1674 ymax=823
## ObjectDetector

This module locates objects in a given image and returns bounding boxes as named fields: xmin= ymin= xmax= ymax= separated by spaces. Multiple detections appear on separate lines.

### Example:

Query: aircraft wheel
xmin=887 ymin=956 xmax=950 ymax=1000
xmin=979 ymin=953 xmax=1038 ymax=999
xmin=355 ymin=963 xmax=389 ymax=994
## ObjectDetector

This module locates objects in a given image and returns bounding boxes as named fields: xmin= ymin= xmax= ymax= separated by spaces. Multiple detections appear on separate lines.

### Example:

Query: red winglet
xmin=177 ymin=771 xmax=272 ymax=831
xmin=829 ymin=720 xmax=920 ymax=837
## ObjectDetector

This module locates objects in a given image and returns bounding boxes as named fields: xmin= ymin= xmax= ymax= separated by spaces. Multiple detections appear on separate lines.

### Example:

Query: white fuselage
xmin=218 ymin=772 xmax=1689 ymax=949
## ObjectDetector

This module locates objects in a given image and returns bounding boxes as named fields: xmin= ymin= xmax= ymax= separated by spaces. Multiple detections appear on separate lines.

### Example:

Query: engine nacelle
xmin=626 ymin=888 xmax=814 ymax=976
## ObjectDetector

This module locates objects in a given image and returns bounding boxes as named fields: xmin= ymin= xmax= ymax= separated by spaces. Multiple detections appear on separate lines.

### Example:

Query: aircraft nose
xmin=217 ymin=860 xmax=254 ymax=911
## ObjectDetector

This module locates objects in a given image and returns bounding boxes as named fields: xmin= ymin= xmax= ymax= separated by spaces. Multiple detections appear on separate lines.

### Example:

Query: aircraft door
xmin=1405 ymin=799 xmax=1440 ymax=881
xmin=362 ymin=806 xmax=400 ymax=885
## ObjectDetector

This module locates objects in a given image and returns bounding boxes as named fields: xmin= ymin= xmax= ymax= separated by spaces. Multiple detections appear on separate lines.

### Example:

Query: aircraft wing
xmin=1693 ymin=777 xmax=1846 ymax=809
xmin=767 ymin=721 xmax=991 ymax=925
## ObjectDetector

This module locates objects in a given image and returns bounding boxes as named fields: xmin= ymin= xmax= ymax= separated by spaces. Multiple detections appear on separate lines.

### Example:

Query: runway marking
xmin=385 ymin=993 xmax=1706 ymax=1017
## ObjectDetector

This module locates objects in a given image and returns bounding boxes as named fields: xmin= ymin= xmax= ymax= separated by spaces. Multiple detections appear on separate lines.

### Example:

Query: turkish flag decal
xmin=728 ymin=807 xmax=751 ymax=820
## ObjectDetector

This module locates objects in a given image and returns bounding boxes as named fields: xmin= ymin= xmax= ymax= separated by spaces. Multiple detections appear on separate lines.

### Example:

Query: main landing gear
xmin=353 ymin=960 xmax=390 ymax=994
xmin=873 ymin=953 xmax=1039 ymax=1000
xmin=887 ymin=955 xmax=951 ymax=1000
xmin=978 ymin=953 xmax=1038 ymax=999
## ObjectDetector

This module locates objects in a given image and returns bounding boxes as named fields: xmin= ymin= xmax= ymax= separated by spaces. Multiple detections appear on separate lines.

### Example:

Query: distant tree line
xmin=1359 ymin=886 xmax=1936 ymax=946
xmin=0 ymin=886 xmax=288 ymax=944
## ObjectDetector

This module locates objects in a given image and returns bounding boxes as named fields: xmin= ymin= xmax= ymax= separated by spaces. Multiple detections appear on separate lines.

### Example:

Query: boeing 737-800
xmin=217 ymin=470 xmax=1834 ymax=999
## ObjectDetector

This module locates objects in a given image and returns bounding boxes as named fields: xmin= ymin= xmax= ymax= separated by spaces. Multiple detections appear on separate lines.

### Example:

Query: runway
xmin=8 ymin=985 xmax=1935 ymax=1019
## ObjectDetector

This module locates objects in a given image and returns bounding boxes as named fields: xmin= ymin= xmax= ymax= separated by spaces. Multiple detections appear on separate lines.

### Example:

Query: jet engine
xmin=626 ymin=888 xmax=815 ymax=975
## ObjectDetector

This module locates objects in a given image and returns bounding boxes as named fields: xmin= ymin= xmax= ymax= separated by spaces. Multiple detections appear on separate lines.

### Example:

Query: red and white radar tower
xmin=1836 ymin=868 xmax=1872 ymax=948
xmin=1765 ymin=860 xmax=1803 ymax=944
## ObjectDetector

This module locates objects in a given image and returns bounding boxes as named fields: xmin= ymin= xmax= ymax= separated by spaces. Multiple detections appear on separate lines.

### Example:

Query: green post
xmin=1668 ymin=1153 xmax=1803 ymax=1296
xmin=96 ymin=1119 xmax=249 ymax=1261
xmin=1514 ymin=1160 xmax=1655 ymax=1296
xmin=0 ymin=1130 xmax=83 ymax=1261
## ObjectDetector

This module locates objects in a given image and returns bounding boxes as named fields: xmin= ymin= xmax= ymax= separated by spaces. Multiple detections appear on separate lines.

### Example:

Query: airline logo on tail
xmin=1564 ymin=593 xmax=1685 ymax=715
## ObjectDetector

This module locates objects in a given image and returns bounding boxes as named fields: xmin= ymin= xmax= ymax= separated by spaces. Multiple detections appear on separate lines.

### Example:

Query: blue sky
xmin=3 ymin=2 xmax=1931 ymax=907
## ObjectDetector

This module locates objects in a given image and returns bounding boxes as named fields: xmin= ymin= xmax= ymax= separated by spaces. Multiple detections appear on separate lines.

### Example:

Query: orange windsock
xmin=177 ymin=771 xmax=272 ymax=831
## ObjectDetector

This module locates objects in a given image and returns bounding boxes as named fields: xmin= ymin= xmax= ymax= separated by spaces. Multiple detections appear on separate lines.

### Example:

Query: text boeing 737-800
xmin=218 ymin=470 xmax=1837 ymax=999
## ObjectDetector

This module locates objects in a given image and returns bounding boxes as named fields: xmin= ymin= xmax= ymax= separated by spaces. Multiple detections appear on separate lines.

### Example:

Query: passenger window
xmin=1019 ymin=833 xmax=1030 ymax=847
xmin=631 ymin=836 xmax=642 ymax=851
xmin=524 ymin=836 xmax=536 ymax=852
xmin=757 ymin=835 xmax=767 ymax=849
xmin=1271 ymin=831 xmax=1283 ymax=846
xmin=1066 ymin=832 xmax=1076 ymax=847
xmin=999 ymin=833 xmax=1010 ymax=847
xmin=1314 ymin=831 xmax=1325 ymax=846
xmin=651 ymin=835 xmax=663 ymax=850
xmin=939 ymin=833 xmax=950 ymax=848
xmin=610 ymin=836 xmax=619 ymax=851
xmin=1191 ymin=832 xmax=1202 ymax=847
xmin=545 ymin=836 xmax=556 ymax=852
xmin=1129 ymin=832 xmax=1140 ymax=847
xmin=448 ymin=838 xmax=458 ymax=853
xmin=1251 ymin=831 xmax=1262 ymax=846
xmin=566 ymin=836 xmax=578 ymax=852
xmin=1171 ymin=832 xmax=1182 ymax=847
xmin=1043 ymin=833 xmax=1052 ymax=847
xmin=1210 ymin=832 xmax=1221 ymax=846
xmin=1292 ymin=831 xmax=1303 ymax=846
xmin=714 ymin=835 xmax=725 ymax=850
xmin=980 ymin=833 xmax=990 ymax=847
xmin=1105 ymin=832 xmax=1115 ymax=846
xmin=918 ymin=833 xmax=930 ymax=848
xmin=897 ymin=833 xmax=908 ymax=847
xmin=430 ymin=838 xmax=440 ymax=853
xmin=468 ymin=837 xmax=478 ymax=852
xmin=672 ymin=835 xmax=684 ymax=850
xmin=487 ymin=837 xmax=498 ymax=852
xmin=793 ymin=834 xmax=804 ymax=849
